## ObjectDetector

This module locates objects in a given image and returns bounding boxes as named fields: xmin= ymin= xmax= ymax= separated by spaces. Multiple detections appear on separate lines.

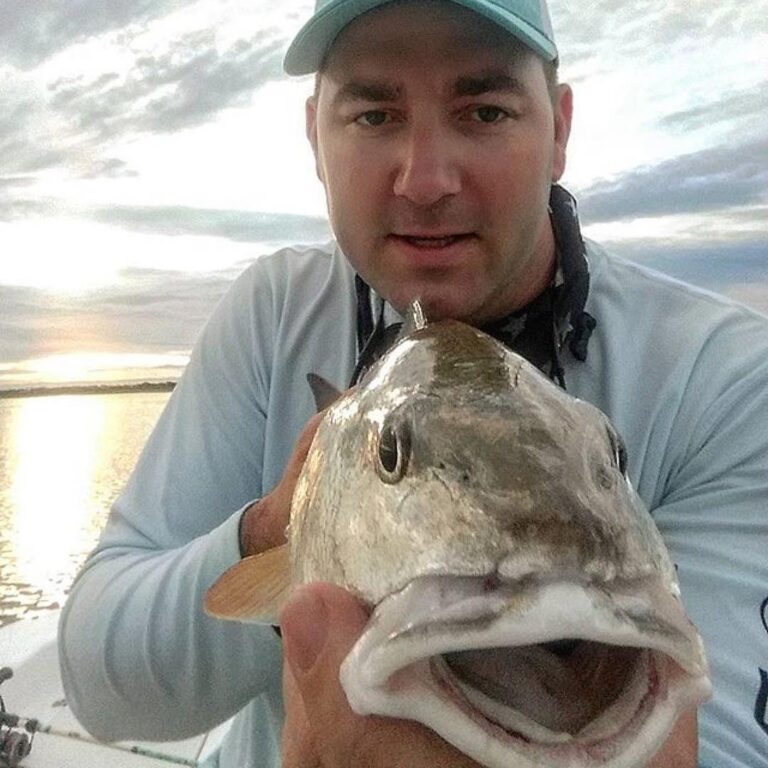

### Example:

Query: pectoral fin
xmin=204 ymin=544 xmax=291 ymax=625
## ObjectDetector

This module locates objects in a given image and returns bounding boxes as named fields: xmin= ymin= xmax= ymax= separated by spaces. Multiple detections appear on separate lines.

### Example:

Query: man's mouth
xmin=394 ymin=233 xmax=473 ymax=248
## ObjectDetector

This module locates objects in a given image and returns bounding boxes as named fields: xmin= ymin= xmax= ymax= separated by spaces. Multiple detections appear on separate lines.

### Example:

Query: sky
xmin=0 ymin=0 xmax=766 ymax=388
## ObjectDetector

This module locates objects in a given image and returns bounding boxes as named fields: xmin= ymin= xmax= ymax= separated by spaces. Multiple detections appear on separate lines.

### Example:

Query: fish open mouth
xmin=340 ymin=576 xmax=710 ymax=768
xmin=435 ymin=640 xmax=654 ymax=745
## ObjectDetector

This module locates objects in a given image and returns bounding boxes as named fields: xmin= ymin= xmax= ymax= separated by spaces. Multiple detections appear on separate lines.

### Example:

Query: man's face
xmin=307 ymin=0 xmax=572 ymax=324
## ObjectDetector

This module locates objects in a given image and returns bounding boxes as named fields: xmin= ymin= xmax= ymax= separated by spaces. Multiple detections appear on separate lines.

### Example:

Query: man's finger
xmin=646 ymin=708 xmax=698 ymax=768
xmin=281 ymin=660 xmax=319 ymax=768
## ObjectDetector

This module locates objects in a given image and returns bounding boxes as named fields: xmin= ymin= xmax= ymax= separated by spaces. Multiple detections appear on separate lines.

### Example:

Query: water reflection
xmin=0 ymin=392 xmax=169 ymax=624
xmin=10 ymin=396 xmax=107 ymax=602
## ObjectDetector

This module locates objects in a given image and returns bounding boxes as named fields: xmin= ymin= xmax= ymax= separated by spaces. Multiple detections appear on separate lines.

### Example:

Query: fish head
xmin=289 ymin=320 xmax=710 ymax=767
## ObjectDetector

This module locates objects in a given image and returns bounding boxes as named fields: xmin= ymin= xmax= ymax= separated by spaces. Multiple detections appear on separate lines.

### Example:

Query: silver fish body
xmin=208 ymin=318 xmax=711 ymax=768
xmin=294 ymin=321 xmax=670 ymax=598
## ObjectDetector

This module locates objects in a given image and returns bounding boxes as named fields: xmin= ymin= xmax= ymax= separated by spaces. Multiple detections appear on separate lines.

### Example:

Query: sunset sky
xmin=1 ymin=0 xmax=766 ymax=389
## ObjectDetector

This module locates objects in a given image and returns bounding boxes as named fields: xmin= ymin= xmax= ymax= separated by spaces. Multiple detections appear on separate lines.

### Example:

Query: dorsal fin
xmin=306 ymin=373 xmax=343 ymax=412
xmin=395 ymin=299 xmax=427 ymax=344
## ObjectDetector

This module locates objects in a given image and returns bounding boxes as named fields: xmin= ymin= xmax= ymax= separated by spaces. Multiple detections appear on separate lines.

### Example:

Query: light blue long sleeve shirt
xmin=59 ymin=239 xmax=768 ymax=767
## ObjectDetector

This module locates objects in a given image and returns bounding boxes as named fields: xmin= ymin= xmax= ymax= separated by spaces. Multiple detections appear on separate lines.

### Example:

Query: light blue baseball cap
xmin=283 ymin=0 xmax=558 ymax=75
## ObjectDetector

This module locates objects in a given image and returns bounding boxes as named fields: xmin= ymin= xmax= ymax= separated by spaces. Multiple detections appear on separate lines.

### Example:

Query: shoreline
xmin=0 ymin=381 xmax=177 ymax=399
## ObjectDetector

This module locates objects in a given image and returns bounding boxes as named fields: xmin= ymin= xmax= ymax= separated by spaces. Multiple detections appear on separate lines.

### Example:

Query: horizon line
xmin=0 ymin=380 xmax=177 ymax=400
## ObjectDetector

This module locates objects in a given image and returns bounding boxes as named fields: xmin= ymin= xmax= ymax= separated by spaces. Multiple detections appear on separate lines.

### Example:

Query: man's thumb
xmin=280 ymin=583 xmax=368 ymax=681
xmin=280 ymin=585 xmax=371 ymax=768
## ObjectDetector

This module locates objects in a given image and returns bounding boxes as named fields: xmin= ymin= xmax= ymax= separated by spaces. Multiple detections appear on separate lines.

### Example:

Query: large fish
xmin=205 ymin=307 xmax=711 ymax=768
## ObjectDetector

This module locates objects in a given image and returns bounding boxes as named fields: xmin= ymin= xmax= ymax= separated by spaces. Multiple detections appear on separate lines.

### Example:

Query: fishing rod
xmin=0 ymin=667 xmax=34 ymax=768
xmin=24 ymin=722 xmax=200 ymax=767
xmin=0 ymin=666 xmax=199 ymax=767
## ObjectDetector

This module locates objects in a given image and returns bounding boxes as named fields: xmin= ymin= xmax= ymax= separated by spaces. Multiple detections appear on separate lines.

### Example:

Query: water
xmin=0 ymin=391 xmax=170 ymax=626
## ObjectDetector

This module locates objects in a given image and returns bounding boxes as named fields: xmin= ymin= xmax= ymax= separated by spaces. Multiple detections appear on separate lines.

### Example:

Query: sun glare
xmin=33 ymin=354 xmax=104 ymax=383
xmin=9 ymin=396 xmax=107 ymax=600
xmin=0 ymin=219 xmax=123 ymax=294
xmin=1 ymin=352 xmax=190 ymax=389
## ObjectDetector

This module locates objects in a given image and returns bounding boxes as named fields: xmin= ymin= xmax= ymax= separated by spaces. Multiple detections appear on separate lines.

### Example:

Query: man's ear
xmin=305 ymin=95 xmax=324 ymax=184
xmin=551 ymin=83 xmax=573 ymax=183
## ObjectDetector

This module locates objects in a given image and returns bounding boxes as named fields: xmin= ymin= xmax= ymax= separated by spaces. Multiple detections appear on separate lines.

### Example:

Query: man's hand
xmin=647 ymin=708 xmax=698 ymax=768
xmin=239 ymin=411 xmax=325 ymax=557
xmin=280 ymin=582 xmax=699 ymax=768
xmin=280 ymin=582 xmax=479 ymax=768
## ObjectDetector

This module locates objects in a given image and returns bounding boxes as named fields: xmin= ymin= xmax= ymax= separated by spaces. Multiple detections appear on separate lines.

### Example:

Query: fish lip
xmin=355 ymin=576 xmax=709 ymax=678
xmin=340 ymin=575 xmax=711 ymax=768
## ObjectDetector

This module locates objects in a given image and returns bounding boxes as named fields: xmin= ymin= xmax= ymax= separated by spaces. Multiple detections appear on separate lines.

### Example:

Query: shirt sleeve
xmin=650 ymin=312 xmax=768 ymax=767
xmin=58 ymin=261 xmax=286 ymax=741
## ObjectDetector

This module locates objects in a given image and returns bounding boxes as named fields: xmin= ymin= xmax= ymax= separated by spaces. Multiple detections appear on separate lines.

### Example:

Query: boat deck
xmin=0 ymin=612 xmax=228 ymax=766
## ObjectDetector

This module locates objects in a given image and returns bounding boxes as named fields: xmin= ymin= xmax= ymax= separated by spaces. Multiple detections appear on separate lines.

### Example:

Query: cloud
xmin=78 ymin=158 xmax=138 ymax=180
xmin=0 ymin=177 xmax=35 ymax=192
xmin=0 ymin=22 xmax=288 ymax=180
xmin=553 ymin=0 xmax=765 ymax=68
xmin=0 ymin=0 xmax=194 ymax=69
xmin=657 ymin=87 xmax=768 ymax=133
xmin=577 ymin=136 xmax=768 ymax=224
xmin=0 ymin=89 xmax=44 ymax=175
xmin=0 ymin=285 xmax=67 ymax=361
xmin=131 ymin=32 xmax=286 ymax=133
xmin=0 ymin=266 xmax=241 ymax=365
xmin=0 ymin=82 xmax=84 ymax=176
xmin=90 ymin=205 xmax=330 ymax=244
xmin=0 ymin=90 xmax=35 ymax=135
xmin=47 ymin=28 xmax=286 ymax=139
xmin=0 ymin=197 xmax=56 ymax=223
xmin=598 ymin=238 xmax=768 ymax=294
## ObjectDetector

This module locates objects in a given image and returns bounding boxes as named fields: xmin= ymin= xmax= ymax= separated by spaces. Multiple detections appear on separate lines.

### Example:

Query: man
xmin=58 ymin=1 xmax=768 ymax=767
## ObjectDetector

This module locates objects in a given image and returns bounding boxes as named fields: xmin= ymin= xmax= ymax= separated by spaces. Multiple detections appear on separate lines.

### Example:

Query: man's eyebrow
xmin=333 ymin=81 xmax=401 ymax=105
xmin=453 ymin=72 xmax=526 ymax=97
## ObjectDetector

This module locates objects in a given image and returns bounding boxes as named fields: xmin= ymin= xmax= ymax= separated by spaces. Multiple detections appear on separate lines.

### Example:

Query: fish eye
xmin=376 ymin=421 xmax=411 ymax=483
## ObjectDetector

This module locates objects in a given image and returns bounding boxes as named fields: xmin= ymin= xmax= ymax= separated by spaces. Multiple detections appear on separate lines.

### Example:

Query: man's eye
xmin=471 ymin=105 xmax=509 ymax=124
xmin=355 ymin=111 xmax=389 ymax=127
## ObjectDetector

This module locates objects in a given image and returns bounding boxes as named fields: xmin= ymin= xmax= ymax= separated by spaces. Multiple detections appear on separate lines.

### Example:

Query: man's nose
xmin=392 ymin=125 xmax=461 ymax=206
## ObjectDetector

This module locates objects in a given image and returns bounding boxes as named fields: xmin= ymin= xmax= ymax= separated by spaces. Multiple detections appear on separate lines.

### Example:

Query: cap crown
xmin=284 ymin=0 xmax=557 ymax=75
